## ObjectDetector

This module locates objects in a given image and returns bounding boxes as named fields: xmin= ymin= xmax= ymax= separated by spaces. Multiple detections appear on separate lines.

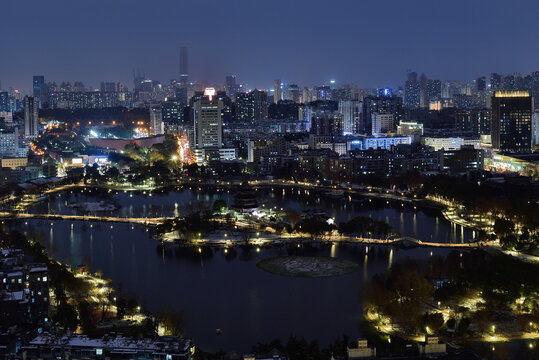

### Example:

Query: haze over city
xmin=1 ymin=1 xmax=539 ymax=359
xmin=1 ymin=0 xmax=538 ymax=91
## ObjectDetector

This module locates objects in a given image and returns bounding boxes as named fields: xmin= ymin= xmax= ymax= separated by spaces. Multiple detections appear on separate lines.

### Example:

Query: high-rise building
xmin=149 ymin=105 xmax=164 ymax=136
xmin=284 ymin=84 xmax=300 ymax=103
xmin=456 ymin=109 xmax=490 ymax=135
xmin=475 ymin=76 xmax=486 ymax=91
xmin=0 ymin=92 xmax=8 ymax=112
xmin=404 ymin=72 xmax=420 ymax=109
xmin=419 ymin=73 xmax=428 ymax=107
xmin=194 ymin=89 xmax=223 ymax=149
xmin=310 ymin=110 xmax=342 ymax=136
xmin=225 ymin=75 xmax=239 ymax=99
xmin=100 ymin=82 xmax=116 ymax=92
xmin=361 ymin=95 xmax=403 ymax=135
xmin=372 ymin=113 xmax=394 ymax=136
xmin=490 ymin=73 xmax=502 ymax=90
xmin=491 ymin=91 xmax=533 ymax=153
xmin=33 ymin=76 xmax=45 ymax=105
xmin=273 ymin=80 xmax=282 ymax=104
xmin=179 ymin=46 xmax=189 ymax=85
xmin=235 ymin=90 xmax=268 ymax=124
xmin=24 ymin=96 xmax=39 ymax=138
xmin=338 ymin=100 xmax=361 ymax=135
xmin=532 ymin=71 xmax=539 ymax=111
xmin=426 ymin=80 xmax=442 ymax=103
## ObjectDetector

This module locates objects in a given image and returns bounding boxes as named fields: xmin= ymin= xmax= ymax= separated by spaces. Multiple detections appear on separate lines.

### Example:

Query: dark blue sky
xmin=1 ymin=0 xmax=538 ymax=92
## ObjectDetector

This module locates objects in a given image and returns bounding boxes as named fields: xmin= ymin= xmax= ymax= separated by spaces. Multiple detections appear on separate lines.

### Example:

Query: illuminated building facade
xmin=24 ymin=96 xmax=39 ymax=138
xmin=491 ymin=91 xmax=533 ymax=153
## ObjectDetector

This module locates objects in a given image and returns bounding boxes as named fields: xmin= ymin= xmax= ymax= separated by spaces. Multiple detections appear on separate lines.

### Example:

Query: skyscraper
xmin=33 ymin=76 xmax=45 ymax=105
xmin=426 ymin=80 xmax=442 ymax=103
xmin=225 ymin=75 xmax=238 ymax=99
xmin=475 ymin=76 xmax=486 ymax=91
xmin=194 ymin=89 xmax=223 ymax=149
xmin=273 ymin=80 xmax=282 ymax=104
xmin=490 ymin=73 xmax=502 ymax=90
xmin=491 ymin=91 xmax=533 ymax=153
xmin=532 ymin=71 xmax=539 ymax=110
xmin=419 ymin=73 xmax=428 ymax=107
xmin=24 ymin=96 xmax=39 ymax=138
xmin=361 ymin=95 xmax=403 ymax=135
xmin=338 ymin=100 xmax=361 ymax=135
xmin=149 ymin=105 xmax=164 ymax=136
xmin=179 ymin=46 xmax=189 ymax=85
xmin=235 ymin=90 xmax=268 ymax=124
xmin=404 ymin=72 xmax=420 ymax=109
xmin=372 ymin=113 xmax=394 ymax=136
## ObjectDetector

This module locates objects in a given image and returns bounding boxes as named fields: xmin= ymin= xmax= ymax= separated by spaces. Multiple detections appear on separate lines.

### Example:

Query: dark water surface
xmin=13 ymin=187 xmax=479 ymax=351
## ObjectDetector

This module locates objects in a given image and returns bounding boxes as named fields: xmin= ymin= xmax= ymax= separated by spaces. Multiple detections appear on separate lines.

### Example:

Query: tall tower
xmin=194 ymin=89 xmax=223 ymax=149
xmin=149 ymin=104 xmax=164 ymax=136
xmin=24 ymin=96 xmax=39 ymax=138
xmin=404 ymin=71 xmax=420 ymax=109
xmin=179 ymin=46 xmax=189 ymax=85
xmin=33 ymin=76 xmax=45 ymax=105
xmin=273 ymin=80 xmax=282 ymax=104
xmin=491 ymin=91 xmax=533 ymax=153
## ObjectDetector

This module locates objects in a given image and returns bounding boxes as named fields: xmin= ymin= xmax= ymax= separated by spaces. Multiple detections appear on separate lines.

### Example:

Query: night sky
xmin=1 ymin=0 xmax=538 ymax=92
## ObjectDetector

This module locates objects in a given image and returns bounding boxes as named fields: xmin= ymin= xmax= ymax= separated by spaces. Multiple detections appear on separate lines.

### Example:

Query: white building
xmin=0 ymin=127 xmax=19 ymax=157
xmin=364 ymin=136 xmax=412 ymax=150
xmin=338 ymin=100 xmax=361 ymax=135
xmin=0 ymin=111 xmax=13 ymax=126
xmin=372 ymin=113 xmax=394 ymax=136
xmin=422 ymin=137 xmax=481 ymax=151
xmin=149 ymin=105 xmax=164 ymax=136
xmin=194 ymin=90 xmax=223 ymax=149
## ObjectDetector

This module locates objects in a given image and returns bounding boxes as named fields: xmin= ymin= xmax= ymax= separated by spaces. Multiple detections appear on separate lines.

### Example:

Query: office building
xmin=284 ymin=84 xmax=300 ymax=103
xmin=32 ymin=75 xmax=45 ymax=104
xmin=0 ymin=127 xmax=20 ymax=157
xmin=225 ymin=75 xmax=239 ymax=99
xmin=372 ymin=113 xmax=394 ymax=136
xmin=24 ymin=96 xmax=39 ymax=138
xmin=426 ymin=79 xmax=442 ymax=102
xmin=397 ymin=121 xmax=424 ymax=140
xmin=338 ymin=100 xmax=361 ymax=135
xmin=149 ymin=104 xmax=164 ymax=135
xmin=0 ymin=111 xmax=13 ymax=126
xmin=491 ymin=91 xmax=533 ymax=153
xmin=491 ymin=73 xmax=502 ymax=90
xmin=193 ymin=89 xmax=237 ymax=164
xmin=456 ymin=108 xmax=490 ymax=135
xmin=273 ymin=80 xmax=282 ymax=104
xmin=404 ymin=71 xmax=420 ymax=108
xmin=0 ymin=92 xmax=8 ymax=111
xmin=310 ymin=110 xmax=343 ymax=136
xmin=100 ymin=81 xmax=116 ymax=92
xmin=236 ymin=89 xmax=268 ymax=125
xmin=441 ymin=146 xmax=484 ymax=174
xmin=361 ymin=95 xmax=403 ymax=135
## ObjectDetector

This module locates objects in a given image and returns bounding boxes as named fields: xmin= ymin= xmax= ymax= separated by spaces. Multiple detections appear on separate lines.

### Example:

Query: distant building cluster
xmin=0 ymin=46 xmax=538 ymax=183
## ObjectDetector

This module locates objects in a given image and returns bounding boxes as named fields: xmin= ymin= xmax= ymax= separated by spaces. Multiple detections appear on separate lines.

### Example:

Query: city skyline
xmin=1 ymin=0 xmax=538 ymax=92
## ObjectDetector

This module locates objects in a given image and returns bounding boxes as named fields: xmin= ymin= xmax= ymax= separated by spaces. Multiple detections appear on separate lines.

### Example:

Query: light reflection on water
xmin=10 ymin=187 xmax=481 ymax=350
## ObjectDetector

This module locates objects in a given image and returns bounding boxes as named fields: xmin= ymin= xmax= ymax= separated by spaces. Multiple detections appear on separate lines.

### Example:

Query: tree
xmin=494 ymin=218 xmax=515 ymax=238
xmin=158 ymin=308 xmax=186 ymax=337
xmin=53 ymin=301 xmax=78 ymax=330
xmin=212 ymin=199 xmax=227 ymax=213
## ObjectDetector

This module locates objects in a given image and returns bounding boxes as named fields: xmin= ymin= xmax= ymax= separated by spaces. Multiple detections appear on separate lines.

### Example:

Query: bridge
xmin=0 ymin=212 xmax=171 ymax=225
xmin=0 ymin=212 xmax=494 ymax=249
